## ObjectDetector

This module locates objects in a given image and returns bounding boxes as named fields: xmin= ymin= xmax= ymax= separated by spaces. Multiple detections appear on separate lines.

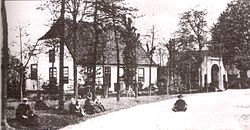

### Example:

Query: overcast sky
xmin=5 ymin=0 xmax=233 ymax=63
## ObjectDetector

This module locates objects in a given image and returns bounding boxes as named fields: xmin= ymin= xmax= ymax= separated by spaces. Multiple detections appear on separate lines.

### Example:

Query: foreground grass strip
xmin=7 ymin=95 xmax=173 ymax=129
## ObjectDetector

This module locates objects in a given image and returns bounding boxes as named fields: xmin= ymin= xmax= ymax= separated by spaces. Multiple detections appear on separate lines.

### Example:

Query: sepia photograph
xmin=1 ymin=0 xmax=250 ymax=129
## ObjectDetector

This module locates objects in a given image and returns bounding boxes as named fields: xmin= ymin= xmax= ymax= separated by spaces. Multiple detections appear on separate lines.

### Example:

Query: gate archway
xmin=200 ymin=56 xmax=228 ymax=91
xmin=211 ymin=64 xmax=219 ymax=90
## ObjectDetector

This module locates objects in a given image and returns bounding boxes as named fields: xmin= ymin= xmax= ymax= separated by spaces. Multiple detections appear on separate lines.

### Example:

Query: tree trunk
xmin=149 ymin=26 xmax=155 ymax=96
xmin=188 ymin=63 xmax=192 ymax=94
xmin=111 ymin=0 xmax=120 ymax=101
xmin=240 ymin=70 xmax=247 ymax=89
xmin=1 ymin=0 xmax=12 ymax=128
xmin=115 ymin=28 xmax=120 ymax=101
xmin=58 ymin=0 xmax=65 ymax=110
xmin=92 ymin=0 xmax=99 ymax=100
xmin=135 ymin=83 xmax=138 ymax=98
xmin=18 ymin=24 xmax=24 ymax=102
xmin=102 ymin=45 xmax=108 ymax=98
xmin=73 ymin=61 xmax=78 ymax=98
xmin=72 ymin=4 xmax=78 ymax=99
xmin=19 ymin=69 xmax=24 ymax=101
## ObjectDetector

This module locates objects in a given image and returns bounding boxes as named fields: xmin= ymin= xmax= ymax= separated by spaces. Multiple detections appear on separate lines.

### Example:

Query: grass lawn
xmin=6 ymin=94 xmax=175 ymax=130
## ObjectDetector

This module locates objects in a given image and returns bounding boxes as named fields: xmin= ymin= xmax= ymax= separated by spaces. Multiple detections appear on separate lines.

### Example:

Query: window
xmin=49 ymin=67 xmax=57 ymax=84
xmin=104 ymin=67 xmax=111 ymax=74
xmin=104 ymin=67 xmax=111 ymax=87
xmin=119 ymin=67 xmax=123 ymax=76
xmin=138 ymin=68 xmax=144 ymax=82
xmin=119 ymin=67 xmax=124 ymax=81
xmin=30 ymin=64 xmax=38 ymax=80
xmin=49 ymin=49 xmax=55 ymax=63
xmin=63 ymin=67 xmax=69 ymax=84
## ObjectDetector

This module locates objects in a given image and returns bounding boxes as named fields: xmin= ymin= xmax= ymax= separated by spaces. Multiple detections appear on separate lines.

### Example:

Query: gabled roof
xmin=62 ymin=21 xmax=156 ymax=66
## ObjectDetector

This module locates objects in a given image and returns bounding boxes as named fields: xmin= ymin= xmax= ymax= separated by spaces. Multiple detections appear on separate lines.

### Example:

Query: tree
xmin=165 ymin=38 xmax=177 ymax=93
xmin=9 ymin=22 xmax=43 ymax=101
xmin=122 ymin=16 xmax=139 ymax=98
xmin=178 ymin=9 xmax=208 ymax=53
xmin=58 ymin=0 xmax=66 ymax=110
xmin=7 ymin=56 xmax=24 ymax=99
xmin=38 ymin=0 xmax=135 ymax=96
xmin=92 ymin=0 xmax=137 ymax=101
xmin=39 ymin=0 xmax=136 ymax=101
xmin=38 ymin=0 xmax=90 ymax=98
xmin=211 ymin=0 xmax=250 ymax=64
xmin=146 ymin=26 xmax=156 ymax=96
xmin=1 ymin=0 xmax=13 ymax=128
xmin=12 ymin=23 xmax=30 ymax=101
xmin=172 ymin=9 xmax=208 ymax=92
xmin=210 ymin=0 xmax=250 ymax=88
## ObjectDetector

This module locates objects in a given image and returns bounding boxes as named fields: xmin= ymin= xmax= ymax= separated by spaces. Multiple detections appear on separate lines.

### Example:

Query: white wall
xmin=26 ymin=45 xmax=158 ymax=92
xmin=107 ymin=65 xmax=158 ymax=91
xmin=26 ymin=45 xmax=74 ymax=91
xmin=141 ymin=66 xmax=158 ymax=89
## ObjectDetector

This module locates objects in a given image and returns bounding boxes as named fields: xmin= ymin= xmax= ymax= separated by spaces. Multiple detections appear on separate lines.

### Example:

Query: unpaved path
xmin=61 ymin=89 xmax=250 ymax=130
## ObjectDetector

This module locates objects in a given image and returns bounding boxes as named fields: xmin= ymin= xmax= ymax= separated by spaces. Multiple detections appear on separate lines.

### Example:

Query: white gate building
xmin=200 ymin=55 xmax=228 ymax=91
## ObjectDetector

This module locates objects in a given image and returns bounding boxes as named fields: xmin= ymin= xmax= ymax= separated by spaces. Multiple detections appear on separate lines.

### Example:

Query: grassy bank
xmin=7 ymin=95 xmax=174 ymax=130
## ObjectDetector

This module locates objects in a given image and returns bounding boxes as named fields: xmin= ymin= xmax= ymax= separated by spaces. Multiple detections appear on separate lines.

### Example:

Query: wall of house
xmin=25 ymin=45 xmax=74 ymax=92
xmin=26 ymin=45 xmax=158 ymax=93
xmin=105 ymin=65 xmax=158 ymax=91
xmin=140 ymin=66 xmax=158 ymax=89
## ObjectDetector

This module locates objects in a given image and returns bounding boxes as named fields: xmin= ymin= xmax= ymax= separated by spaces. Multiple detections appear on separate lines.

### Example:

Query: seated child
xmin=94 ymin=96 xmax=105 ymax=112
xmin=69 ymin=97 xmax=85 ymax=117
xmin=84 ymin=92 xmax=101 ymax=114
xmin=172 ymin=94 xmax=187 ymax=112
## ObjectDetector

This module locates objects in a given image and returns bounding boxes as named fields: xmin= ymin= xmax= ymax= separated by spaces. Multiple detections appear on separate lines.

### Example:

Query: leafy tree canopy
xmin=210 ymin=0 xmax=250 ymax=67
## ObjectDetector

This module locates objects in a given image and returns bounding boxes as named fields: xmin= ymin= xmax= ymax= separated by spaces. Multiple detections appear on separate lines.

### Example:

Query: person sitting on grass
xmin=35 ymin=96 xmax=50 ymax=110
xmin=94 ymin=96 xmax=105 ymax=112
xmin=16 ymin=98 xmax=39 ymax=127
xmin=172 ymin=94 xmax=187 ymax=112
xmin=84 ymin=92 xmax=101 ymax=115
xmin=69 ymin=97 xmax=85 ymax=117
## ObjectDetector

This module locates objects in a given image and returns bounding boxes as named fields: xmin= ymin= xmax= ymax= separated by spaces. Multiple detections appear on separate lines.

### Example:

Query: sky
xmin=126 ymin=0 xmax=233 ymax=40
xmin=5 ymin=0 xmax=233 ymax=64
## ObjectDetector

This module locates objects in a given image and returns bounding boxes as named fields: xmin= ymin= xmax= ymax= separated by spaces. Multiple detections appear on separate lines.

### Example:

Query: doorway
xmin=211 ymin=64 xmax=219 ymax=90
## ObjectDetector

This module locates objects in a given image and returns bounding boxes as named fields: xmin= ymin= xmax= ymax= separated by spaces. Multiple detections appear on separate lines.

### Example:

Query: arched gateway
xmin=200 ymin=55 xmax=228 ymax=91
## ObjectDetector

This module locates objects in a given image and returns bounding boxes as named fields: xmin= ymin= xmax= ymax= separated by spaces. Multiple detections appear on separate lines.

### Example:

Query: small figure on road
xmin=16 ymin=98 xmax=39 ymax=126
xmin=69 ymin=97 xmax=85 ymax=117
xmin=172 ymin=94 xmax=187 ymax=112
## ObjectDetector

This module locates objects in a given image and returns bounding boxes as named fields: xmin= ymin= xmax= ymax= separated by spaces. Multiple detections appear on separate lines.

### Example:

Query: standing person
xmin=16 ymin=98 xmax=39 ymax=126
xmin=172 ymin=94 xmax=187 ymax=112
xmin=69 ymin=97 xmax=85 ymax=117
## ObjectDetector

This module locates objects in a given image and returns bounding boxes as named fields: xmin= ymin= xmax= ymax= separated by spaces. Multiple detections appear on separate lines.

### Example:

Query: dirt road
xmin=61 ymin=89 xmax=250 ymax=130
